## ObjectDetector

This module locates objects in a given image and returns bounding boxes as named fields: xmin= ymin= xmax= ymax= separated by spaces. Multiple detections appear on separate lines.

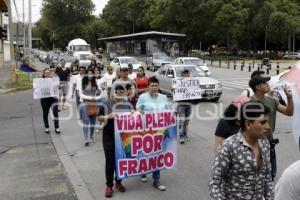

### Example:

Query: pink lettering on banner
xmin=128 ymin=115 xmax=135 ymax=130
xmin=131 ymin=136 xmax=143 ymax=156
xmin=116 ymin=116 xmax=124 ymax=131
xmin=118 ymin=160 xmax=127 ymax=177
xmin=154 ymin=134 xmax=163 ymax=152
xmin=143 ymin=135 xmax=154 ymax=154
xmin=135 ymin=114 xmax=143 ymax=130
xmin=145 ymin=113 xmax=153 ymax=129
xmin=118 ymin=152 xmax=175 ymax=177
xmin=157 ymin=112 xmax=164 ymax=127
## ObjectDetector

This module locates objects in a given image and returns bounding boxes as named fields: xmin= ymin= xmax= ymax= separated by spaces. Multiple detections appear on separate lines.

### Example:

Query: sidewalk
xmin=49 ymin=103 xmax=213 ymax=200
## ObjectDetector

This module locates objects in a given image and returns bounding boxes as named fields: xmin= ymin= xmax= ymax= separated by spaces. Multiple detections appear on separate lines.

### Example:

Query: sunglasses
xmin=108 ymin=68 xmax=113 ymax=70
xmin=121 ymin=69 xmax=128 ymax=72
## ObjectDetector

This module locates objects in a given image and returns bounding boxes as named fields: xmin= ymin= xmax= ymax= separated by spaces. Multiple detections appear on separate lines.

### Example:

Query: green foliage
xmin=33 ymin=0 xmax=300 ymax=52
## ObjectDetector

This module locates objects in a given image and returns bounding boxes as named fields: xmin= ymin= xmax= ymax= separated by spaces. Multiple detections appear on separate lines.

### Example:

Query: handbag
xmin=86 ymin=100 xmax=98 ymax=117
xmin=86 ymin=90 xmax=100 ymax=117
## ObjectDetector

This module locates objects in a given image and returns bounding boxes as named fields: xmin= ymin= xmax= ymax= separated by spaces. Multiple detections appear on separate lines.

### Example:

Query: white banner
xmin=278 ymin=61 xmax=300 ymax=147
xmin=172 ymin=77 xmax=202 ymax=101
xmin=33 ymin=78 xmax=60 ymax=99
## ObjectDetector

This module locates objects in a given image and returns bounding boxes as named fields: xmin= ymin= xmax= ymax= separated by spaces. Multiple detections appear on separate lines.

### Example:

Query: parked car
xmin=154 ymin=64 xmax=222 ymax=101
xmin=283 ymin=52 xmax=300 ymax=59
xmin=173 ymin=57 xmax=212 ymax=76
xmin=110 ymin=56 xmax=141 ymax=71
xmin=146 ymin=52 xmax=171 ymax=71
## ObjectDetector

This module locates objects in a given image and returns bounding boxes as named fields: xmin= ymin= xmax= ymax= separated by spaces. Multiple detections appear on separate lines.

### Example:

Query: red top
xmin=134 ymin=76 xmax=149 ymax=94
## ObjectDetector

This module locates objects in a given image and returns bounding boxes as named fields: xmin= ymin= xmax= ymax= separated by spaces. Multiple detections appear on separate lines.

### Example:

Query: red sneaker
xmin=115 ymin=182 xmax=126 ymax=192
xmin=105 ymin=186 xmax=113 ymax=198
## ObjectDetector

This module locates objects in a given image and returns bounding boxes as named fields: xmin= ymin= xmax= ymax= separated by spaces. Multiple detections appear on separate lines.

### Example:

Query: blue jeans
xmin=177 ymin=104 xmax=191 ymax=139
xmin=141 ymin=170 xmax=160 ymax=183
xmin=80 ymin=103 xmax=97 ymax=139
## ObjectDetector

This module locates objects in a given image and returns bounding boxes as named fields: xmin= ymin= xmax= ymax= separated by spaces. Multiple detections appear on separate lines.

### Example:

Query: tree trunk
xmin=288 ymin=33 xmax=291 ymax=54
xmin=264 ymin=26 xmax=267 ymax=55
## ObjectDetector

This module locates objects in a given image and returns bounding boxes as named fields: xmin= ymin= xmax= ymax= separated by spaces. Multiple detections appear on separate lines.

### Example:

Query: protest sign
xmin=114 ymin=110 xmax=177 ymax=179
xmin=172 ymin=77 xmax=202 ymax=101
xmin=33 ymin=78 xmax=59 ymax=99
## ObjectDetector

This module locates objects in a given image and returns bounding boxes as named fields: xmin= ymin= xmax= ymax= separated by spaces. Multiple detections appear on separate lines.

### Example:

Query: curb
xmin=50 ymin=133 xmax=94 ymax=200
xmin=0 ymin=88 xmax=17 ymax=94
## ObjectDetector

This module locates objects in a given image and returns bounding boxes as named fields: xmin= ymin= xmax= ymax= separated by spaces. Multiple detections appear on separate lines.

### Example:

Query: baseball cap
xmin=249 ymin=75 xmax=271 ymax=89
xmin=120 ymin=63 xmax=128 ymax=69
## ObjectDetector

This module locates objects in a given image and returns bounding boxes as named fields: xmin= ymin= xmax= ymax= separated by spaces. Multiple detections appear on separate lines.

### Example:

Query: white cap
xmin=120 ymin=63 xmax=128 ymax=69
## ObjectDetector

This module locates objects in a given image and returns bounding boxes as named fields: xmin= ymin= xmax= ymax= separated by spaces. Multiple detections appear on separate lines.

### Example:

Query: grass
xmin=5 ymin=72 xmax=35 ymax=91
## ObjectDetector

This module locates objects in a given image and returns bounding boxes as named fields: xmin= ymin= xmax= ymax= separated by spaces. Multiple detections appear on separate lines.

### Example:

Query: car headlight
xmin=216 ymin=83 xmax=222 ymax=88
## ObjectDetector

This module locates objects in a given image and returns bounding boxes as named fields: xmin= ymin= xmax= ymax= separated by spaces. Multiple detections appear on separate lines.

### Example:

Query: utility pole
xmin=23 ymin=0 xmax=25 ymax=51
xmin=28 ymin=0 xmax=32 ymax=67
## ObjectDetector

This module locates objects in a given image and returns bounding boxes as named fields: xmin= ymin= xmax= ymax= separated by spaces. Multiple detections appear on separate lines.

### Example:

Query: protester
xmin=249 ymin=75 xmax=294 ymax=179
xmin=241 ymin=70 xmax=265 ymax=97
xmin=79 ymin=69 xmax=102 ymax=146
xmin=102 ymin=66 xmax=116 ymax=99
xmin=134 ymin=66 xmax=148 ymax=95
xmin=136 ymin=76 xmax=168 ymax=191
xmin=128 ymin=63 xmax=137 ymax=80
xmin=275 ymin=160 xmax=300 ymax=200
xmin=176 ymin=69 xmax=192 ymax=144
xmin=71 ymin=59 xmax=80 ymax=75
xmin=98 ymin=84 xmax=132 ymax=198
xmin=126 ymin=83 xmax=138 ymax=108
xmin=55 ymin=58 xmax=71 ymax=110
xmin=209 ymin=101 xmax=274 ymax=199
xmin=88 ymin=59 xmax=97 ymax=71
xmin=40 ymin=68 xmax=60 ymax=134
xmin=94 ymin=67 xmax=102 ymax=79
xmin=72 ymin=66 xmax=86 ymax=108
xmin=214 ymin=95 xmax=250 ymax=151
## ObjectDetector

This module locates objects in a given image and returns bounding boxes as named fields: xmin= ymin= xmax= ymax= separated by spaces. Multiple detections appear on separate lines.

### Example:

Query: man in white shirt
xmin=102 ymin=66 xmax=116 ymax=99
xmin=72 ymin=66 xmax=86 ymax=107
xmin=128 ymin=63 xmax=137 ymax=80
xmin=275 ymin=160 xmax=300 ymax=200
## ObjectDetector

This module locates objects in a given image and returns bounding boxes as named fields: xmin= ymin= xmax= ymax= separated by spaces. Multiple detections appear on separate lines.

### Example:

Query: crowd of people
xmin=38 ymin=58 xmax=298 ymax=199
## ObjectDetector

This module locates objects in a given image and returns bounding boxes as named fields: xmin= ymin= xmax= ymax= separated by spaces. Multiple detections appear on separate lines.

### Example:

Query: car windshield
xmin=120 ymin=58 xmax=139 ymax=64
xmin=74 ymin=45 xmax=90 ymax=52
xmin=153 ymin=54 xmax=168 ymax=60
xmin=175 ymin=65 xmax=207 ymax=77
xmin=183 ymin=59 xmax=203 ymax=65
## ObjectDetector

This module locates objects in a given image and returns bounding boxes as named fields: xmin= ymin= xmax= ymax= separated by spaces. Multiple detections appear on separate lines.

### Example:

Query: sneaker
xmin=140 ymin=175 xmax=148 ymax=183
xmin=105 ymin=186 xmax=113 ymax=198
xmin=95 ymin=128 xmax=100 ymax=134
xmin=115 ymin=182 xmax=126 ymax=192
xmin=55 ymin=129 xmax=61 ymax=135
xmin=84 ymin=138 xmax=89 ymax=146
xmin=45 ymin=128 xmax=50 ymax=134
xmin=185 ymin=136 xmax=190 ymax=141
xmin=90 ymin=138 xmax=96 ymax=143
xmin=180 ymin=138 xmax=185 ymax=144
xmin=153 ymin=182 xmax=166 ymax=191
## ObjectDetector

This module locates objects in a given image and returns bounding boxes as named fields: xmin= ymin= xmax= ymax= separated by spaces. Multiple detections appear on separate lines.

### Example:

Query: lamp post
xmin=28 ymin=0 xmax=32 ymax=67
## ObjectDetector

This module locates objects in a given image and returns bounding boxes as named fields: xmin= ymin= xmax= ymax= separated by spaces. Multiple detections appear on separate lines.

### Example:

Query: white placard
xmin=172 ymin=77 xmax=202 ymax=101
xmin=33 ymin=78 xmax=60 ymax=99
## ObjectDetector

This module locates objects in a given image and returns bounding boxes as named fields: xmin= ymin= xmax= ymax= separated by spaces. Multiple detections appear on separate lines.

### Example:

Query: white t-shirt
xmin=103 ymin=72 xmax=116 ymax=88
xmin=72 ymin=74 xmax=83 ymax=91
xmin=128 ymin=72 xmax=137 ymax=80
xmin=275 ymin=160 xmax=300 ymax=200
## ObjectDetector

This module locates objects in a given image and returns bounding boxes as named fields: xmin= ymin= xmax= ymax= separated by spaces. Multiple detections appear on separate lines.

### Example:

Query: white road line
xmin=222 ymin=86 xmax=235 ymax=91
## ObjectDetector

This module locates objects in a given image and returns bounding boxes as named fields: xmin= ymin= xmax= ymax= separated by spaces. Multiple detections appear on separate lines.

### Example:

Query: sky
xmin=11 ymin=0 xmax=109 ymax=23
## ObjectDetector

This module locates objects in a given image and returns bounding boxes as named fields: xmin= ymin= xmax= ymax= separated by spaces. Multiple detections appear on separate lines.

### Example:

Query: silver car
xmin=174 ymin=57 xmax=212 ymax=76
xmin=146 ymin=52 xmax=172 ymax=71
xmin=154 ymin=64 xmax=222 ymax=101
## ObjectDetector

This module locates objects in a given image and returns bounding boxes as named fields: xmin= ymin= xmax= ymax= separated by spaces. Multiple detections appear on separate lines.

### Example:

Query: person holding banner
xmin=249 ymin=75 xmax=294 ymax=180
xmin=176 ymin=69 xmax=192 ymax=144
xmin=40 ymin=68 xmax=60 ymax=134
xmin=79 ymin=69 xmax=103 ymax=146
xmin=98 ymin=84 xmax=133 ymax=198
xmin=136 ymin=76 xmax=169 ymax=191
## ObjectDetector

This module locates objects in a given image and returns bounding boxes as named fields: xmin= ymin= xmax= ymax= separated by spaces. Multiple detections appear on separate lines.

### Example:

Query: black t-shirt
xmin=214 ymin=119 xmax=240 ymax=139
xmin=99 ymin=99 xmax=133 ymax=150
xmin=55 ymin=67 xmax=71 ymax=82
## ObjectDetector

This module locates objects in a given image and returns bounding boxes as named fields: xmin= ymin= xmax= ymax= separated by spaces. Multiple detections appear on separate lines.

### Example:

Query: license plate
xmin=205 ymin=90 xmax=213 ymax=95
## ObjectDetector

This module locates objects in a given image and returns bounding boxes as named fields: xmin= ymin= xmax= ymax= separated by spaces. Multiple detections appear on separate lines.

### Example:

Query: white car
xmin=110 ymin=56 xmax=141 ymax=71
xmin=269 ymin=69 xmax=290 ymax=105
xmin=154 ymin=64 xmax=222 ymax=101
xmin=146 ymin=52 xmax=172 ymax=71
xmin=283 ymin=52 xmax=300 ymax=59
xmin=174 ymin=57 xmax=212 ymax=76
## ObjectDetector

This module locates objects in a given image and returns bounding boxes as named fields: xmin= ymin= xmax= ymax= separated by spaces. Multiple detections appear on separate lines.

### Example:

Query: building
xmin=98 ymin=31 xmax=186 ymax=57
